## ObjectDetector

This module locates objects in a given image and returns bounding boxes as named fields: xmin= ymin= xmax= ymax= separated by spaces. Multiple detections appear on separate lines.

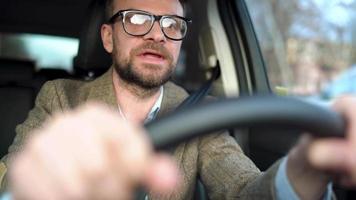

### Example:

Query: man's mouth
xmin=138 ymin=50 xmax=166 ymax=63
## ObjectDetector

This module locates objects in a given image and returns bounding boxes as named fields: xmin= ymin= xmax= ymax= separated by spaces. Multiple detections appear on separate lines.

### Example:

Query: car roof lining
xmin=0 ymin=0 xmax=91 ymax=38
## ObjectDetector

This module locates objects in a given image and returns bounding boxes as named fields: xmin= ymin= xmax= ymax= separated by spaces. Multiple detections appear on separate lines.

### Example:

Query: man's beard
xmin=113 ymin=42 xmax=175 ymax=90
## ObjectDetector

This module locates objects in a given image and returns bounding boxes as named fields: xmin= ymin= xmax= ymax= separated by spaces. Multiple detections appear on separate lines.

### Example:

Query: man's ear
xmin=101 ymin=24 xmax=114 ymax=53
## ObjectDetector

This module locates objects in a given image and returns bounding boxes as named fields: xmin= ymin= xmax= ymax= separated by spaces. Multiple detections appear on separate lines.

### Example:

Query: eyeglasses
xmin=107 ymin=9 xmax=192 ymax=41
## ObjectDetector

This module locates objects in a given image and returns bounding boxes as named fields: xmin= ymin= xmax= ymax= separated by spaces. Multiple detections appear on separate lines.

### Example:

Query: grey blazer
xmin=0 ymin=68 xmax=279 ymax=199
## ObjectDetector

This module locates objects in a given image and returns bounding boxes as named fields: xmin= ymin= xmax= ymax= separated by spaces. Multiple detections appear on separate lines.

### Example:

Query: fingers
xmin=307 ymin=96 xmax=356 ymax=187
xmin=332 ymin=96 xmax=356 ymax=141
xmin=8 ymin=102 xmax=179 ymax=200
xmin=308 ymin=140 xmax=350 ymax=172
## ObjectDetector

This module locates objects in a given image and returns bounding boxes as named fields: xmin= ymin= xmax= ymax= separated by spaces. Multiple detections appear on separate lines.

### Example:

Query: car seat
xmin=0 ymin=58 xmax=36 ymax=157
xmin=73 ymin=0 xmax=112 ymax=79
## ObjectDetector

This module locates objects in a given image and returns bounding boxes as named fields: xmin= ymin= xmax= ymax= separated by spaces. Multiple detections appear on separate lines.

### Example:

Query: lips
xmin=130 ymin=42 xmax=173 ymax=65
xmin=137 ymin=50 xmax=167 ymax=64
xmin=140 ymin=50 xmax=165 ymax=59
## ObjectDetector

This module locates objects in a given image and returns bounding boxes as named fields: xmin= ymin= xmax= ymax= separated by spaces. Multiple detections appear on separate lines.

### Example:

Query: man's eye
xmin=129 ymin=14 xmax=150 ymax=25
xmin=162 ymin=18 xmax=178 ymax=29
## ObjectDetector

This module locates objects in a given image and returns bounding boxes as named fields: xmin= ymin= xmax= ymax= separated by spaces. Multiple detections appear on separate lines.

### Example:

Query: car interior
xmin=1 ymin=0 xmax=356 ymax=199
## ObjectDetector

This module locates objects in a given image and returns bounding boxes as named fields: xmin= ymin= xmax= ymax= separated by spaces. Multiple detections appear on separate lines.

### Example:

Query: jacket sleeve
xmin=0 ymin=81 xmax=62 ymax=191
xmin=198 ymin=132 xmax=279 ymax=200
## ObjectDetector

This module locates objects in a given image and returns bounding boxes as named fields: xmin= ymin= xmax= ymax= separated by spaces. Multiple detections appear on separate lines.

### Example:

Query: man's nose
xmin=143 ymin=21 xmax=166 ymax=43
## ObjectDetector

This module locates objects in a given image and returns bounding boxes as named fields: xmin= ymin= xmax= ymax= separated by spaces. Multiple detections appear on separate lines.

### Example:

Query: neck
xmin=112 ymin=70 xmax=162 ymax=124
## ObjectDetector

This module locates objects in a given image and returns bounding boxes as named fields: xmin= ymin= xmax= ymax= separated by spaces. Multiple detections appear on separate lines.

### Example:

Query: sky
xmin=313 ymin=0 xmax=354 ymax=26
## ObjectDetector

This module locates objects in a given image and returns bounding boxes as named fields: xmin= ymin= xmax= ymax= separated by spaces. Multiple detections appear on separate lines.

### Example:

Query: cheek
xmin=112 ymin=28 xmax=134 ymax=59
xmin=114 ymin=38 xmax=129 ymax=58
xmin=169 ymin=43 xmax=182 ymax=64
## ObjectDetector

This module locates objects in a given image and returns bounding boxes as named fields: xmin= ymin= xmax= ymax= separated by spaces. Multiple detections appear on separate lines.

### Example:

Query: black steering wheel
xmin=146 ymin=95 xmax=345 ymax=150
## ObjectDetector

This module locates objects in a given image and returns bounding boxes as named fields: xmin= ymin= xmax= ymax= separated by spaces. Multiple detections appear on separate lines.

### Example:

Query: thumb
xmin=308 ymin=139 xmax=350 ymax=172
xmin=143 ymin=154 xmax=180 ymax=195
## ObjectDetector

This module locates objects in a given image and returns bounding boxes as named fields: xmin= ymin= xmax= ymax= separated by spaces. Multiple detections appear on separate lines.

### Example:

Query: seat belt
xmin=177 ymin=63 xmax=221 ymax=110
xmin=136 ymin=64 xmax=220 ymax=200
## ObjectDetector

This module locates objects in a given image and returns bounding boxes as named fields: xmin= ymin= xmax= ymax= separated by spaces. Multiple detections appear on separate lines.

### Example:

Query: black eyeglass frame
xmin=107 ymin=9 xmax=192 ymax=41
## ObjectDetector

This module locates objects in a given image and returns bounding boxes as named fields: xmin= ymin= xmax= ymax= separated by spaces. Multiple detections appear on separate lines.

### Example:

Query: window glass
xmin=0 ymin=33 xmax=79 ymax=71
xmin=245 ymin=0 xmax=356 ymax=102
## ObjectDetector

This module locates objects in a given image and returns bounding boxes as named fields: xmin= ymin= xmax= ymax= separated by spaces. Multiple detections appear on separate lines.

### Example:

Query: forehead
xmin=114 ymin=0 xmax=184 ymax=16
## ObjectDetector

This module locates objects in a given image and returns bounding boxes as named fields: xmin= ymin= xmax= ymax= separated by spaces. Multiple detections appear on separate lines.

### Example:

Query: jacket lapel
xmin=157 ymin=82 xmax=189 ymax=119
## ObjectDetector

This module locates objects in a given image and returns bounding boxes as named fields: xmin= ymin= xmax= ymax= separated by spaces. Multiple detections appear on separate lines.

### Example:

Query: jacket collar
xmin=86 ymin=67 xmax=189 ymax=117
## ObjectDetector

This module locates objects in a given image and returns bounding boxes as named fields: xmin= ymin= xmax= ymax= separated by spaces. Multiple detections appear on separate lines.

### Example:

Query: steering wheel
xmin=146 ymin=95 xmax=345 ymax=150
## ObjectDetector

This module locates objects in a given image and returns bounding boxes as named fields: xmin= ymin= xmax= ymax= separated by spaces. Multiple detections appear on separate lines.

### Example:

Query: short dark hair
xmin=105 ymin=0 xmax=187 ymax=20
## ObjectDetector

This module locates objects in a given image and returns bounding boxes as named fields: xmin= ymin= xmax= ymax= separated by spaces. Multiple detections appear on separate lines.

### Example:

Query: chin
xmin=137 ymin=64 xmax=171 ymax=78
xmin=137 ymin=71 xmax=172 ymax=88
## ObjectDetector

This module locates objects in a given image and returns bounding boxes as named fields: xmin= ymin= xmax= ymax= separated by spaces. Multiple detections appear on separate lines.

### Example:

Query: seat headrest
xmin=74 ymin=0 xmax=112 ymax=76
xmin=0 ymin=58 xmax=35 ymax=82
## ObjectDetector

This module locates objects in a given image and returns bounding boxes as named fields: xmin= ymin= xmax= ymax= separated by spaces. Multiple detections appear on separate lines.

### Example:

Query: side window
xmin=245 ymin=0 xmax=356 ymax=102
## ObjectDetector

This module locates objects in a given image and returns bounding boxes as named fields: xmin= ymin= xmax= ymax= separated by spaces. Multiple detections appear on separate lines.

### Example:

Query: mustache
xmin=130 ymin=42 xmax=174 ymax=62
